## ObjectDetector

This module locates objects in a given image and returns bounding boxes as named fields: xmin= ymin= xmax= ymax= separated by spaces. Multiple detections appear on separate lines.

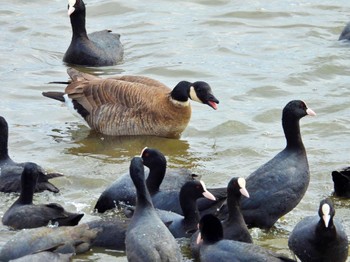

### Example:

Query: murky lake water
xmin=0 ymin=0 xmax=349 ymax=261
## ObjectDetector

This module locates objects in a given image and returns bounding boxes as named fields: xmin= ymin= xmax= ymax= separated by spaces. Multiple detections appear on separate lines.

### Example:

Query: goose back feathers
xmin=43 ymin=68 xmax=219 ymax=138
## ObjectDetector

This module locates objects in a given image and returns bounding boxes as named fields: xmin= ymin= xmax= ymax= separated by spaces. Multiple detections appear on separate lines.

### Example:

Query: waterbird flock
xmin=0 ymin=0 xmax=349 ymax=261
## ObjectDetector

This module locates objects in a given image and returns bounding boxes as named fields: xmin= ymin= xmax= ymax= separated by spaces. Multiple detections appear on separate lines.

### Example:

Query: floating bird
xmin=155 ymin=179 xmax=216 ymax=238
xmin=197 ymin=214 xmax=295 ymax=262
xmin=0 ymin=224 xmax=99 ymax=261
xmin=125 ymin=157 xmax=182 ymax=262
xmin=288 ymin=198 xmax=349 ymax=262
xmin=63 ymin=0 xmax=123 ymax=66
xmin=94 ymin=147 xmax=197 ymax=213
xmin=0 ymin=116 xmax=62 ymax=193
xmin=2 ymin=162 xmax=83 ymax=230
xmin=218 ymin=100 xmax=316 ymax=229
xmin=42 ymin=68 xmax=219 ymax=138
xmin=331 ymin=166 xmax=350 ymax=198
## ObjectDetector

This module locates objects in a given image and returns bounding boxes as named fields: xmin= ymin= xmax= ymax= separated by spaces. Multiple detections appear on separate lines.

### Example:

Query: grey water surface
xmin=0 ymin=0 xmax=349 ymax=261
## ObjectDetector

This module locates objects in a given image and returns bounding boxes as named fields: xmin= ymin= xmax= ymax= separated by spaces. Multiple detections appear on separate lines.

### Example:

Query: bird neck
xmin=282 ymin=117 xmax=304 ymax=149
xmin=227 ymin=195 xmax=244 ymax=221
xmin=146 ymin=164 xmax=166 ymax=195
xmin=0 ymin=130 xmax=9 ymax=161
xmin=170 ymin=81 xmax=191 ymax=103
xmin=180 ymin=196 xmax=200 ymax=223
xmin=136 ymin=179 xmax=154 ymax=209
xmin=18 ymin=183 xmax=34 ymax=205
xmin=70 ymin=9 xmax=88 ymax=38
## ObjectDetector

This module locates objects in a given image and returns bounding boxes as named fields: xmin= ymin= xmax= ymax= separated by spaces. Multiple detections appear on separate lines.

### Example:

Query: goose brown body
xmin=66 ymin=79 xmax=191 ymax=137
xmin=43 ymin=68 xmax=219 ymax=138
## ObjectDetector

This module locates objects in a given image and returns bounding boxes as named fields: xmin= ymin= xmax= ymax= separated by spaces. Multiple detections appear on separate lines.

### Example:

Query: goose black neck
xmin=70 ymin=7 xmax=88 ymax=39
xmin=282 ymin=116 xmax=304 ymax=150
xmin=146 ymin=163 xmax=166 ymax=195
xmin=0 ymin=122 xmax=9 ymax=161
xmin=170 ymin=81 xmax=192 ymax=102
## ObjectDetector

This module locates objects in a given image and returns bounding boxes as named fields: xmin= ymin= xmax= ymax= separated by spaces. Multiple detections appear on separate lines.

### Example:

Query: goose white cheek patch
xmin=63 ymin=94 xmax=89 ymax=127
xmin=189 ymin=86 xmax=201 ymax=103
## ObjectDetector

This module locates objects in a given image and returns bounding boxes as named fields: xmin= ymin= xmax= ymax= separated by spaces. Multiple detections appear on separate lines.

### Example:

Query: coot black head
xmin=199 ymin=214 xmax=223 ymax=244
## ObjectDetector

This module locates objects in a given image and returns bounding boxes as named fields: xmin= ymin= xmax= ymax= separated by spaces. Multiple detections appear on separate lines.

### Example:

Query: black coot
xmin=197 ymin=214 xmax=295 ymax=262
xmin=125 ymin=157 xmax=182 ymax=262
xmin=2 ymin=163 xmax=83 ymax=229
xmin=230 ymin=100 xmax=315 ymax=229
xmin=222 ymin=177 xmax=252 ymax=242
xmin=94 ymin=147 xmax=196 ymax=213
xmin=156 ymin=180 xmax=216 ymax=238
xmin=288 ymin=198 xmax=348 ymax=262
xmin=190 ymin=177 xmax=252 ymax=259
xmin=0 ymin=116 xmax=62 ymax=193
xmin=63 ymin=0 xmax=124 ymax=66
xmin=331 ymin=167 xmax=350 ymax=198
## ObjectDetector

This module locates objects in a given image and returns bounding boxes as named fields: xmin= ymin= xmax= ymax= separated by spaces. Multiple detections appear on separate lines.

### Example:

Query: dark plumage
xmin=339 ymin=22 xmax=350 ymax=41
xmin=86 ymin=216 xmax=129 ymax=251
xmin=94 ymin=147 xmax=197 ymax=213
xmin=156 ymin=180 xmax=216 ymax=238
xmin=0 ymin=116 xmax=62 ymax=193
xmin=42 ymin=68 xmax=219 ymax=138
xmin=331 ymin=166 xmax=350 ymax=197
xmin=222 ymin=100 xmax=315 ymax=229
xmin=190 ymin=177 xmax=252 ymax=259
xmin=2 ymin=163 xmax=84 ymax=230
xmin=288 ymin=198 xmax=349 ymax=262
xmin=197 ymin=214 xmax=295 ymax=262
xmin=63 ymin=0 xmax=123 ymax=66
xmin=125 ymin=157 xmax=182 ymax=262
xmin=9 ymin=252 xmax=73 ymax=262
xmin=222 ymin=177 xmax=252 ymax=242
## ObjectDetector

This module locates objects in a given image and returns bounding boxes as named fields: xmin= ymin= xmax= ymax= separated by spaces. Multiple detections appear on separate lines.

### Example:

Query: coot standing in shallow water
xmin=197 ymin=214 xmax=295 ymax=262
xmin=288 ymin=198 xmax=349 ymax=262
xmin=0 ymin=116 xmax=62 ymax=193
xmin=228 ymin=100 xmax=316 ymax=229
xmin=2 ymin=163 xmax=84 ymax=230
xmin=63 ymin=0 xmax=124 ymax=66
xmin=125 ymin=157 xmax=182 ymax=262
